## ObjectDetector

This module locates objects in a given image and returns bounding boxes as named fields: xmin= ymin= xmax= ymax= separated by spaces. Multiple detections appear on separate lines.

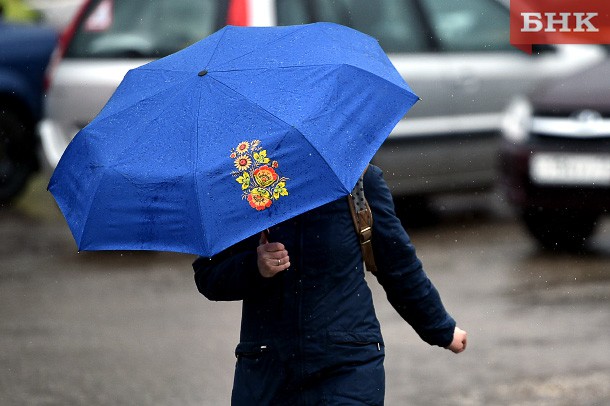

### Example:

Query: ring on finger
xmin=277 ymin=259 xmax=281 ymax=266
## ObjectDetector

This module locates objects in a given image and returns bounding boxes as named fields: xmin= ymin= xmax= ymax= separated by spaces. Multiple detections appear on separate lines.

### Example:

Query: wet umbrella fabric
xmin=48 ymin=22 xmax=418 ymax=257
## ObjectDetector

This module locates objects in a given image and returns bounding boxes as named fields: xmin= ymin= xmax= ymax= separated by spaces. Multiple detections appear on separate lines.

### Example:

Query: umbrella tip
xmin=198 ymin=70 xmax=208 ymax=77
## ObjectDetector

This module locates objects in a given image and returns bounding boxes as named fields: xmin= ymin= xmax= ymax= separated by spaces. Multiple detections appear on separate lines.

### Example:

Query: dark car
xmin=499 ymin=56 xmax=610 ymax=250
xmin=0 ymin=18 xmax=57 ymax=202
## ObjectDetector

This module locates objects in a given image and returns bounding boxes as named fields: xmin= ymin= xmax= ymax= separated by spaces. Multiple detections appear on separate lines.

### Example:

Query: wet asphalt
xmin=1 ymin=172 xmax=609 ymax=405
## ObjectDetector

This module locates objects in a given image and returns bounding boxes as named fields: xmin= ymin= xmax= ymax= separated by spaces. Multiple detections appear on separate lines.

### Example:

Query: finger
xmin=269 ymin=256 xmax=290 ymax=267
xmin=259 ymin=229 xmax=269 ymax=245
xmin=257 ymin=245 xmax=281 ymax=261
xmin=260 ymin=242 xmax=286 ymax=254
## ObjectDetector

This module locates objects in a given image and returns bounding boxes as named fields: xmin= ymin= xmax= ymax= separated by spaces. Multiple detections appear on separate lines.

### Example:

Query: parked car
xmin=499 ymin=54 xmax=610 ymax=250
xmin=39 ymin=0 xmax=605 ymax=203
xmin=0 ymin=17 xmax=57 ymax=202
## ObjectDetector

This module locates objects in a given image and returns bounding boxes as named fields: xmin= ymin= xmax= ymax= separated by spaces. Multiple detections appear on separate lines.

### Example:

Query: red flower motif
xmin=247 ymin=188 xmax=272 ymax=210
xmin=253 ymin=165 xmax=278 ymax=188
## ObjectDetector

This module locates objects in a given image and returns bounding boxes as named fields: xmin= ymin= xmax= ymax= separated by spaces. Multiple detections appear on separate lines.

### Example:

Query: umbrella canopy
xmin=48 ymin=22 xmax=418 ymax=257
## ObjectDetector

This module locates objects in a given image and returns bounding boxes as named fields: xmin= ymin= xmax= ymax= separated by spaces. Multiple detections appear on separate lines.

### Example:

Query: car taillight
xmin=43 ymin=0 xmax=92 ymax=91
xmin=227 ymin=0 xmax=249 ymax=26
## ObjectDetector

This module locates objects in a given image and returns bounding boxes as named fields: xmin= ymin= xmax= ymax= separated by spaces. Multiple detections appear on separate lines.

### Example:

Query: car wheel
xmin=0 ymin=105 xmax=38 ymax=203
xmin=521 ymin=207 xmax=600 ymax=251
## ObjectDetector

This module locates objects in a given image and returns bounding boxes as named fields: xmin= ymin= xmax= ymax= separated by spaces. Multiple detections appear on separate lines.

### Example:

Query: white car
xmin=40 ymin=0 xmax=605 ymax=202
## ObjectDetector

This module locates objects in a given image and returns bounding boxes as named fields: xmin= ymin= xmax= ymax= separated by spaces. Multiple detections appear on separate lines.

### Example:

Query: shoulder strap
xmin=348 ymin=169 xmax=377 ymax=273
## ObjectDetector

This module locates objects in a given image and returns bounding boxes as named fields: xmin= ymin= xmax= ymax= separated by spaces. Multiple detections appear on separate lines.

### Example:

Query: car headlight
xmin=501 ymin=97 xmax=533 ymax=144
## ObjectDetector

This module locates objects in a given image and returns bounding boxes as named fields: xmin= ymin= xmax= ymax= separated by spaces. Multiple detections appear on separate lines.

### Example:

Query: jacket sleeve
xmin=192 ymin=235 xmax=275 ymax=301
xmin=365 ymin=165 xmax=456 ymax=347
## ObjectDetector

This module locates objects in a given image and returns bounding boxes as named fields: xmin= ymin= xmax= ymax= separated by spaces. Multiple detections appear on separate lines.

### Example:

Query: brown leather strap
xmin=348 ymin=171 xmax=377 ymax=273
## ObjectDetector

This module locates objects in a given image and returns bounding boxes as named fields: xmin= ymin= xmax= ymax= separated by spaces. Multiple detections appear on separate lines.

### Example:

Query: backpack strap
xmin=348 ymin=168 xmax=377 ymax=273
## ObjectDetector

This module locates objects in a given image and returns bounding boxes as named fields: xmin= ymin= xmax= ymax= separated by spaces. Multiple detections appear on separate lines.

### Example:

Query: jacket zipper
xmin=297 ymin=218 xmax=305 ymax=385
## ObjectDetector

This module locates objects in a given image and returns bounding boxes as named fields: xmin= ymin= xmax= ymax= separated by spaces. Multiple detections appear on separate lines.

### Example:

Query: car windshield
xmin=65 ymin=0 xmax=224 ymax=58
xmin=276 ymin=0 xmax=512 ymax=53
xmin=276 ymin=0 xmax=429 ymax=53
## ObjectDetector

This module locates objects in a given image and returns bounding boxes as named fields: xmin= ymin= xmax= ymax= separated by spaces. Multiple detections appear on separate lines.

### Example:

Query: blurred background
xmin=1 ymin=1 xmax=609 ymax=405
xmin=1 ymin=0 xmax=81 ymax=28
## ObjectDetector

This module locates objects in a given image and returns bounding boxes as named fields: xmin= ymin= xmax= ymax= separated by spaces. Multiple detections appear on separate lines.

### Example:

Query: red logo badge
xmin=510 ymin=0 xmax=610 ymax=53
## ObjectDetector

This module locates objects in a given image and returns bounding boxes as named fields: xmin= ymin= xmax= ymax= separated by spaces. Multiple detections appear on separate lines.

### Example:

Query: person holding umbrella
xmin=47 ymin=22 xmax=466 ymax=405
xmin=193 ymin=163 xmax=467 ymax=405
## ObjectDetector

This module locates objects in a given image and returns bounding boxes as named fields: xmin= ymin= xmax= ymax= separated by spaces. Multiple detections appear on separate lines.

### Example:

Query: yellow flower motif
xmin=236 ymin=141 xmax=250 ymax=153
xmin=234 ymin=155 xmax=252 ymax=171
xmin=253 ymin=149 xmax=270 ymax=164
xmin=273 ymin=181 xmax=288 ymax=199
xmin=236 ymin=172 xmax=250 ymax=190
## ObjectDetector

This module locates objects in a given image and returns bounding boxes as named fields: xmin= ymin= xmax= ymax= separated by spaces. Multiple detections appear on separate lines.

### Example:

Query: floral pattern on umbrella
xmin=230 ymin=140 xmax=289 ymax=211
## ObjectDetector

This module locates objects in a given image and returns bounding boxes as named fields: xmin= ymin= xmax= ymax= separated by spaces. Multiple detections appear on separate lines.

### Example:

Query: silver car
xmin=40 ymin=0 xmax=605 ymax=201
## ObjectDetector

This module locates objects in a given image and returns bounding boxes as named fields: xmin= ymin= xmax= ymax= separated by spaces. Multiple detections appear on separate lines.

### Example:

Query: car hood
xmin=530 ymin=59 xmax=610 ymax=114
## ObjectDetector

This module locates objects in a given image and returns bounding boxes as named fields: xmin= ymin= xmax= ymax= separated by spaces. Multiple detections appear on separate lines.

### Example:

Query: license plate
xmin=530 ymin=153 xmax=610 ymax=186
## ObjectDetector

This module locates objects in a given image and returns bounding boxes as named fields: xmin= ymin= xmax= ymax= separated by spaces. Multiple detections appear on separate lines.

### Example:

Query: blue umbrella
xmin=48 ymin=22 xmax=418 ymax=257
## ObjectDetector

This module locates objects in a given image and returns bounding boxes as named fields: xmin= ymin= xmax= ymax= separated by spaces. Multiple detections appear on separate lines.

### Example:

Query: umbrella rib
xmin=91 ymin=73 xmax=193 ymax=125
xmin=108 ymin=84 xmax=198 ymax=168
xmin=210 ymin=24 xmax=311 ymax=70
xmin=206 ymin=63 xmax=338 ymax=74
xmin=76 ymin=165 xmax=117 ymax=250
xmin=202 ymin=24 xmax=229 ymax=70
xmin=192 ymin=83 xmax=208 ymax=255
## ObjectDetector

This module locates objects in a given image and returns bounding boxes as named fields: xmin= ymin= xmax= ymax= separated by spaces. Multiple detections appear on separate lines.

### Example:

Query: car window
xmin=276 ymin=0 xmax=431 ymax=53
xmin=419 ymin=0 xmax=512 ymax=52
xmin=65 ymin=0 xmax=224 ymax=58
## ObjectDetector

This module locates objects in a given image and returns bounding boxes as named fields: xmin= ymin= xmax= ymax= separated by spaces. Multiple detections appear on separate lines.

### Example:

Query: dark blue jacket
xmin=193 ymin=165 xmax=456 ymax=405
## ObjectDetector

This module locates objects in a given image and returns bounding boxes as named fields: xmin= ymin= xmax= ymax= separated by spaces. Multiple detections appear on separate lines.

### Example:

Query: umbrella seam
xmin=211 ymin=64 xmax=343 ymax=74
xmin=107 ymin=82 xmax=198 ymax=168
xmin=203 ymin=23 xmax=229 ymax=70
xmin=192 ymin=81 xmax=208 ymax=255
xmin=92 ymin=72 xmax=194 ymax=125
xmin=209 ymin=24 xmax=312 ymax=70
xmin=135 ymin=63 xmax=341 ymax=75
xmin=77 ymin=164 xmax=119 ymax=250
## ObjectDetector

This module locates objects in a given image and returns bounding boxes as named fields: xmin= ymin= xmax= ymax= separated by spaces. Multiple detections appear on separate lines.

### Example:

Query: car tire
xmin=521 ymin=207 xmax=600 ymax=251
xmin=0 ymin=105 xmax=38 ymax=203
